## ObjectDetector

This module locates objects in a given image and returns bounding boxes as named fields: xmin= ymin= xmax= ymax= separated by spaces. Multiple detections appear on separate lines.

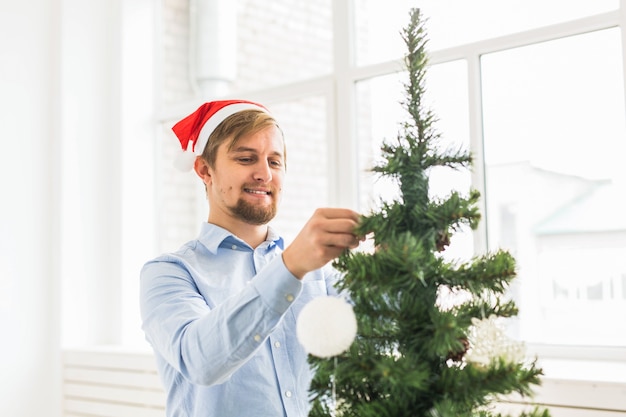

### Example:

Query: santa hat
xmin=171 ymin=99 xmax=269 ymax=171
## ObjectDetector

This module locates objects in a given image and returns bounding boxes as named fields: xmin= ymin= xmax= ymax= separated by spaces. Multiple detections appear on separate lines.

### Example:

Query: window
xmin=354 ymin=0 xmax=618 ymax=64
xmin=481 ymin=28 xmax=626 ymax=347
xmin=146 ymin=0 xmax=626 ymax=359
xmin=347 ymin=0 xmax=626 ymax=356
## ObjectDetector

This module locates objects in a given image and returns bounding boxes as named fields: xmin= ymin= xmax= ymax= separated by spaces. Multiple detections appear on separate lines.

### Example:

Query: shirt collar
xmin=198 ymin=222 xmax=284 ymax=254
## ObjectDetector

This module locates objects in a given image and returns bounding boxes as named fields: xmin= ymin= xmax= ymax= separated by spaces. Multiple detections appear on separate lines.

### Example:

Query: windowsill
xmin=538 ymin=357 xmax=626 ymax=384
xmin=529 ymin=343 xmax=626 ymax=384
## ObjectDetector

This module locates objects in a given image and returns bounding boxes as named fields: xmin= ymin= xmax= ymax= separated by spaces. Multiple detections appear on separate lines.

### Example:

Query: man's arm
xmin=140 ymin=254 xmax=302 ymax=386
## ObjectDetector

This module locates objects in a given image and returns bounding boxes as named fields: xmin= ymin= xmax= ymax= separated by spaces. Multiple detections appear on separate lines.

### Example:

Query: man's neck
xmin=209 ymin=217 xmax=269 ymax=249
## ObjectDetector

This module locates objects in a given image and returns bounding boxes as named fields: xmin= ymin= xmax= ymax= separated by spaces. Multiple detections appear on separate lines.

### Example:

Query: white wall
xmin=0 ymin=0 xmax=62 ymax=415
xmin=0 ymin=0 xmax=156 ymax=414
xmin=59 ymin=0 xmax=124 ymax=348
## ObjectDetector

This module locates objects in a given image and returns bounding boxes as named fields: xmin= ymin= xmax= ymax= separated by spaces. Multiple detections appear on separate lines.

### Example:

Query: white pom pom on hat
xmin=296 ymin=296 xmax=357 ymax=358
xmin=171 ymin=100 xmax=269 ymax=171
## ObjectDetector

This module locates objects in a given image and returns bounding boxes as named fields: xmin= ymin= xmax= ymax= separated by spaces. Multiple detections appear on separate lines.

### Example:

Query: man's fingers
xmin=310 ymin=209 xmax=361 ymax=237
xmin=324 ymin=217 xmax=360 ymax=234
xmin=315 ymin=207 xmax=361 ymax=222
xmin=318 ymin=229 xmax=362 ymax=249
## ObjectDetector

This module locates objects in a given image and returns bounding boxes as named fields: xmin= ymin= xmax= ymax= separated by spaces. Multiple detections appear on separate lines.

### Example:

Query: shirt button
xmin=285 ymin=294 xmax=295 ymax=302
xmin=274 ymin=341 xmax=281 ymax=348
xmin=231 ymin=244 xmax=237 ymax=250
xmin=285 ymin=390 xmax=292 ymax=398
xmin=253 ymin=334 xmax=261 ymax=342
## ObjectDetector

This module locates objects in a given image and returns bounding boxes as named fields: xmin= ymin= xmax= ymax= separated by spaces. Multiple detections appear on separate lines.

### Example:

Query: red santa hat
xmin=171 ymin=99 xmax=269 ymax=171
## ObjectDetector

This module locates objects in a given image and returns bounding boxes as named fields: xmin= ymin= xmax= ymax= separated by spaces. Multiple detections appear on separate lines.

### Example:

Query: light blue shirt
xmin=140 ymin=223 xmax=340 ymax=417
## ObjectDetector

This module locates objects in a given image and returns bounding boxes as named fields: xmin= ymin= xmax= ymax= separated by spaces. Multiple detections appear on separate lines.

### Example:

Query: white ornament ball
xmin=296 ymin=296 xmax=357 ymax=358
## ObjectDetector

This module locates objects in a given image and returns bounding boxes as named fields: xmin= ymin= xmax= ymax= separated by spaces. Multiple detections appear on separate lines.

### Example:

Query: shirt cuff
xmin=251 ymin=255 xmax=303 ymax=314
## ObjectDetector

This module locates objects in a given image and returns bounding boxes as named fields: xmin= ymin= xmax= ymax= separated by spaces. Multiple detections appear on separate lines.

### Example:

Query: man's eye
xmin=238 ymin=157 xmax=253 ymax=163
xmin=270 ymin=160 xmax=283 ymax=167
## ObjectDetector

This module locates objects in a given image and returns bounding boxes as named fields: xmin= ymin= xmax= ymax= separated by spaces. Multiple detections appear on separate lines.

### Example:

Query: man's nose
xmin=253 ymin=161 xmax=272 ymax=182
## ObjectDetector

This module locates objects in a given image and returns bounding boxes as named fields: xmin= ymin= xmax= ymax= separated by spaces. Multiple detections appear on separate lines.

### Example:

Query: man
xmin=140 ymin=100 xmax=362 ymax=417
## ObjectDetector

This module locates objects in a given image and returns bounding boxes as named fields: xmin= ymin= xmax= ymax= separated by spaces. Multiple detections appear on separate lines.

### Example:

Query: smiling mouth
xmin=244 ymin=188 xmax=271 ymax=195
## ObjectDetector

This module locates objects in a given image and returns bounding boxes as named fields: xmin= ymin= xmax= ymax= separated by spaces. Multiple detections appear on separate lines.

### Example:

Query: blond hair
xmin=201 ymin=109 xmax=286 ymax=168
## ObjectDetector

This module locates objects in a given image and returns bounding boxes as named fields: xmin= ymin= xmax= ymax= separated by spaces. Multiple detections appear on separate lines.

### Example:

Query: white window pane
xmin=356 ymin=60 xmax=474 ymax=261
xmin=269 ymin=97 xmax=330 ymax=244
xmin=481 ymin=28 xmax=626 ymax=346
xmin=354 ymin=0 xmax=618 ymax=65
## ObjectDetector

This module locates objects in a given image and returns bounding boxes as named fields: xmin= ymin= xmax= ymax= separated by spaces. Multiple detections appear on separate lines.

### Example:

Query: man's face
xmin=206 ymin=125 xmax=285 ymax=226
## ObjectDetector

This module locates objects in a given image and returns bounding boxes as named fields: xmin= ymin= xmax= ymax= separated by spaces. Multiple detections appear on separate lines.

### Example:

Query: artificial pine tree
xmin=307 ymin=8 xmax=549 ymax=417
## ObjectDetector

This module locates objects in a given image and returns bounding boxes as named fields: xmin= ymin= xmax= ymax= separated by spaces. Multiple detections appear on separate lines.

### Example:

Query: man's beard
xmin=230 ymin=197 xmax=277 ymax=225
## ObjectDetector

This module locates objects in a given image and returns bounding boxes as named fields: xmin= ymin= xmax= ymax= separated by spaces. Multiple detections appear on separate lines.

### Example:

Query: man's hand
xmin=282 ymin=208 xmax=362 ymax=279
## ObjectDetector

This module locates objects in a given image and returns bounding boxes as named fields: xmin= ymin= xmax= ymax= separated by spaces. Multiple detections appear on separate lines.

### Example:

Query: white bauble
xmin=296 ymin=296 xmax=357 ymax=358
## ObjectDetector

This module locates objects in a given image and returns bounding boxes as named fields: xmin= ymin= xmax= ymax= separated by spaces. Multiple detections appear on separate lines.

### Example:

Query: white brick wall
xmin=162 ymin=0 xmax=194 ymax=105
xmin=234 ymin=0 xmax=332 ymax=91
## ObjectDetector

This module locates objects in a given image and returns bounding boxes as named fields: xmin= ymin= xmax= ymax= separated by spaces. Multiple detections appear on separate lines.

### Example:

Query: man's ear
xmin=193 ymin=156 xmax=212 ymax=184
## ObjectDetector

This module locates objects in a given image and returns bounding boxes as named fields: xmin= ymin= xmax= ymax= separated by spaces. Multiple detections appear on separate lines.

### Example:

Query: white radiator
xmin=62 ymin=348 xmax=626 ymax=417
xmin=62 ymin=348 xmax=166 ymax=417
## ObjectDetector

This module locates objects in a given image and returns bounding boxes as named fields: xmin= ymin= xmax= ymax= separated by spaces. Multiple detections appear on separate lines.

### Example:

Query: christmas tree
xmin=307 ymin=8 xmax=549 ymax=417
